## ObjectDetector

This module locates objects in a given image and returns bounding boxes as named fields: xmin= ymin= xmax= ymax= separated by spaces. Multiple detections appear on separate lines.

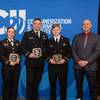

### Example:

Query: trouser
xmin=48 ymin=71 xmax=67 ymax=100
xmin=26 ymin=65 xmax=44 ymax=100
xmin=2 ymin=66 xmax=20 ymax=100
xmin=75 ymin=69 xmax=97 ymax=100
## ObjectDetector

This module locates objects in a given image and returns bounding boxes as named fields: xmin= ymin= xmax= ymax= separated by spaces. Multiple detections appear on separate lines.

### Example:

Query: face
xmin=7 ymin=28 xmax=15 ymax=39
xmin=52 ymin=26 xmax=61 ymax=37
xmin=33 ymin=20 xmax=42 ymax=31
xmin=82 ymin=20 xmax=92 ymax=33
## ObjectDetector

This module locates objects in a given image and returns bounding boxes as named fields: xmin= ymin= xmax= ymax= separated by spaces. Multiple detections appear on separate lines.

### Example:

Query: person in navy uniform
xmin=21 ymin=18 xmax=48 ymax=100
xmin=47 ymin=23 xmax=71 ymax=100
xmin=0 ymin=27 xmax=22 ymax=100
xmin=72 ymin=19 xmax=100 ymax=100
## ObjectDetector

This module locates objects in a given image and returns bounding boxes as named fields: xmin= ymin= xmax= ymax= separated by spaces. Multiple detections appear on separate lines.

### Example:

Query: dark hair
xmin=33 ymin=18 xmax=42 ymax=23
xmin=51 ymin=23 xmax=60 ymax=29
xmin=7 ymin=27 xmax=15 ymax=32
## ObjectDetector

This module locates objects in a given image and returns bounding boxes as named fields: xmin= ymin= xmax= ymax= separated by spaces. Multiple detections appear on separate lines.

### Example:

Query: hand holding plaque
xmin=9 ymin=53 xmax=20 ymax=66
xmin=52 ymin=54 xmax=62 ymax=64
xmin=32 ymin=48 xmax=42 ymax=58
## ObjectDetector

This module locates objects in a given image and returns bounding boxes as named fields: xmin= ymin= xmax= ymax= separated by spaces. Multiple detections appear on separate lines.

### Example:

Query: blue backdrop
xmin=0 ymin=0 xmax=99 ymax=100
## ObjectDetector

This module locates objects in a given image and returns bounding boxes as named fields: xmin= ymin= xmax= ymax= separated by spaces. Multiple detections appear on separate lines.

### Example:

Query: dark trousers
xmin=75 ymin=69 xmax=97 ymax=100
xmin=26 ymin=65 xmax=44 ymax=100
xmin=2 ymin=66 xmax=20 ymax=100
xmin=48 ymin=71 xmax=67 ymax=100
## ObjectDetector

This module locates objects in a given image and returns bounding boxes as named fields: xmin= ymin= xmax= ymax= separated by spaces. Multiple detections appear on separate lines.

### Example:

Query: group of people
xmin=0 ymin=17 xmax=100 ymax=100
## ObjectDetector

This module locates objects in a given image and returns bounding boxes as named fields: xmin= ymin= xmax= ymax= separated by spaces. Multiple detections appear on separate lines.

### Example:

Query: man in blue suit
xmin=72 ymin=19 xmax=100 ymax=100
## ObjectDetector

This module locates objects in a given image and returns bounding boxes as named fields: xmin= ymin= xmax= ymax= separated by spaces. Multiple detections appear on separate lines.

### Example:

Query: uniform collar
xmin=53 ymin=35 xmax=61 ymax=42
xmin=33 ymin=30 xmax=41 ymax=38
xmin=7 ymin=37 xmax=14 ymax=42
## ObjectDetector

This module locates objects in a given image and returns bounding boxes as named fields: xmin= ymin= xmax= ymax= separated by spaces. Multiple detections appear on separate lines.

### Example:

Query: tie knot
xmin=11 ymin=39 xmax=14 ymax=42
xmin=35 ymin=32 xmax=39 ymax=38
xmin=36 ymin=32 xmax=38 ymax=34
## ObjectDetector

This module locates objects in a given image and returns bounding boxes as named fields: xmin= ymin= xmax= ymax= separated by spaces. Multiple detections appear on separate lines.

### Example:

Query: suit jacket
xmin=21 ymin=30 xmax=48 ymax=67
xmin=72 ymin=32 xmax=100 ymax=71
xmin=0 ymin=38 xmax=22 ymax=70
xmin=47 ymin=35 xmax=71 ymax=72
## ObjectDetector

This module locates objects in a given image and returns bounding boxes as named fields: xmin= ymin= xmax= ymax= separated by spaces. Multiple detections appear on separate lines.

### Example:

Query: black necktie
xmin=56 ymin=38 xmax=58 ymax=43
xmin=35 ymin=32 xmax=39 ymax=38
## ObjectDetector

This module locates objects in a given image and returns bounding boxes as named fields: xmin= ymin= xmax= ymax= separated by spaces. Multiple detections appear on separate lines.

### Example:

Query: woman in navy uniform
xmin=47 ymin=23 xmax=71 ymax=100
xmin=0 ymin=27 xmax=22 ymax=100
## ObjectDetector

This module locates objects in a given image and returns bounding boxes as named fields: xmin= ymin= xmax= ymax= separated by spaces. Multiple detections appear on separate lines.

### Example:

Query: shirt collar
xmin=33 ymin=30 xmax=40 ymax=37
xmin=54 ymin=35 xmax=61 ymax=41
xmin=83 ymin=31 xmax=91 ymax=37
xmin=7 ymin=37 xmax=14 ymax=42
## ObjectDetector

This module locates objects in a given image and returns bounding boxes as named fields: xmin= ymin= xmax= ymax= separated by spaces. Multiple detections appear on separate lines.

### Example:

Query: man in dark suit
xmin=47 ymin=23 xmax=71 ymax=100
xmin=21 ymin=18 xmax=48 ymax=100
xmin=72 ymin=19 xmax=100 ymax=100
xmin=0 ymin=27 xmax=21 ymax=100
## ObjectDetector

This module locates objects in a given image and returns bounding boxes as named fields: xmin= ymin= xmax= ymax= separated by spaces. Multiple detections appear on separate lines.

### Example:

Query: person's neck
xmin=83 ymin=31 xmax=91 ymax=36
xmin=54 ymin=34 xmax=60 ymax=38
xmin=33 ymin=29 xmax=40 ymax=33
xmin=8 ymin=37 xmax=13 ymax=40
xmin=83 ymin=30 xmax=91 ymax=34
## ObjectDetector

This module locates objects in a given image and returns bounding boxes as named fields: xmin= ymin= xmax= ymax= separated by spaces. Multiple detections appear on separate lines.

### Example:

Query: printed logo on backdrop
xmin=0 ymin=9 xmax=72 ymax=35
xmin=0 ymin=9 xmax=26 ymax=34
xmin=27 ymin=18 xmax=72 ymax=34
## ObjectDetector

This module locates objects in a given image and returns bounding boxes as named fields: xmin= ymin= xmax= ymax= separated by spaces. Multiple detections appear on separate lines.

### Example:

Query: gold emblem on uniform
xmin=63 ymin=43 xmax=66 ymax=46
xmin=32 ymin=48 xmax=42 ymax=58
xmin=9 ymin=53 xmax=19 ymax=66
xmin=52 ymin=54 xmax=62 ymax=64
xmin=4 ymin=43 xmax=8 ymax=47
xmin=16 ymin=43 xmax=19 ymax=46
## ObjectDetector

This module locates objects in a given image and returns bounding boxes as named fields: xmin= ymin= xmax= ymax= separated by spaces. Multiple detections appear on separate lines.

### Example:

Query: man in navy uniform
xmin=72 ymin=19 xmax=100 ymax=100
xmin=21 ymin=18 xmax=48 ymax=100
xmin=47 ymin=23 xmax=71 ymax=100
xmin=0 ymin=27 xmax=21 ymax=100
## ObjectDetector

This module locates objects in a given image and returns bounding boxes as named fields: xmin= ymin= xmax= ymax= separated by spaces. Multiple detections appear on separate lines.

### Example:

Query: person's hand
xmin=16 ymin=58 xmax=20 ymax=64
xmin=49 ymin=59 xmax=56 ymax=64
xmin=78 ymin=60 xmax=88 ymax=67
xmin=9 ymin=61 xmax=16 ymax=66
xmin=60 ymin=59 xmax=66 ymax=64
xmin=29 ymin=53 xmax=37 ymax=58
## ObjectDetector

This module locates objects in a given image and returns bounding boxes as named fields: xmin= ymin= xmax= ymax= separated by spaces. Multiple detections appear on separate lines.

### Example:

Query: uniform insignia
xmin=60 ymin=50 xmax=63 ymax=52
xmin=42 ymin=35 xmax=45 ymax=38
xmin=29 ymin=37 xmax=33 ymax=39
xmin=63 ymin=43 xmax=66 ymax=46
xmin=16 ymin=43 xmax=19 ymax=46
xmin=42 ymin=35 xmax=46 ymax=40
xmin=4 ymin=43 xmax=8 ymax=47
xmin=7 ymin=40 xmax=9 ymax=42
xmin=50 ymin=45 xmax=53 ymax=47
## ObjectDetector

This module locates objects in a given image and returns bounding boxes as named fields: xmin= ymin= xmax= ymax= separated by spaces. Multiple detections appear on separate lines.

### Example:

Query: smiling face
xmin=82 ymin=20 xmax=92 ymax=33
xmin=7 ymin=27 xmax=15 ymax=39
xmin=52 ymin=27 xmax=61 ymax=37
xmin=51 ymin=24 xmax=61 ymax=37
xmin=32 ymin=19 xmax=42 ymax=31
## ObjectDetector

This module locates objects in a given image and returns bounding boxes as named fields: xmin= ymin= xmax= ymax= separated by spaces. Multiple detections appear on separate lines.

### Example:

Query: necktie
xmin=35 ymin=32 xmax=39 ymax=38
xmin=84 ymin=35 xmax=88 ymax=48
xmin=11 ymin=39 xmax=14 ymax=46
xmin=56 ymin=38 xmax=58 ymax=43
